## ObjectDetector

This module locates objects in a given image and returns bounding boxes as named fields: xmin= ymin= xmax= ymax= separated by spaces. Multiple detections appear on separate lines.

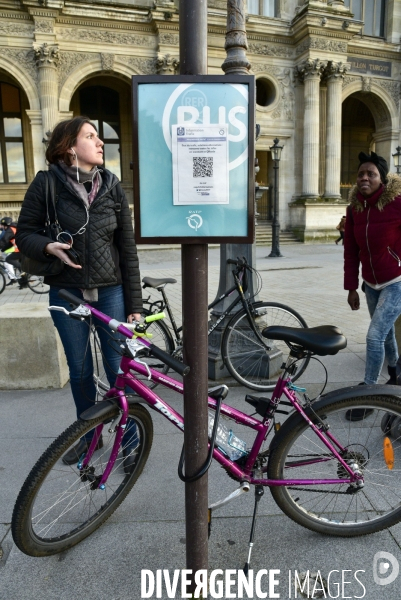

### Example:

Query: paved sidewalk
xmin=1 ymin=244 xmax=400 ymax=599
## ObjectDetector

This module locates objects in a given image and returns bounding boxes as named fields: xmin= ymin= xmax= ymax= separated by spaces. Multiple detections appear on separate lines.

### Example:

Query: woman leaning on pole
xmin=16 ymin=116 xmax=142 ymax=470
xmin=344 ymin=151 xmax=401 ymax=421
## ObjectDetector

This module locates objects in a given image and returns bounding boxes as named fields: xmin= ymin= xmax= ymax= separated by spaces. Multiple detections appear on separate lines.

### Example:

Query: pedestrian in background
xmin=335 ymin=215 xmax=346 ymax=245
xmin=344 ymin=151 xmax=401 ymax=419
xmin=16 ymin=116 xmax=142 ymax=470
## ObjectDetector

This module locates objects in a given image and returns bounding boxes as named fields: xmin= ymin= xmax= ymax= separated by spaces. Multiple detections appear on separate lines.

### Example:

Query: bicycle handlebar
xmin=149 ymin=344 xmax=189 ymax=377
xmin=226 ymin=257 xmax=247 ymax=267
xmin=58 ymin=289 xmax=82 ymax=306
xmin=57 ymin=289 xmax=190 ymax=377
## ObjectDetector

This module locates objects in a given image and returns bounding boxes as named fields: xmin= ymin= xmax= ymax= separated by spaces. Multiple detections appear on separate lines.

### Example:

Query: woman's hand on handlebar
xmin=127 ymin=313 xmax=141 ymax=324
xmin=45 ymin=242 xmax=82 ymax=269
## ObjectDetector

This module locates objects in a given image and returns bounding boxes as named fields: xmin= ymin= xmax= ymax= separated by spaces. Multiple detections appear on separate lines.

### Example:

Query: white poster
xmin=172 ymin=124 xmax=229 ymax=205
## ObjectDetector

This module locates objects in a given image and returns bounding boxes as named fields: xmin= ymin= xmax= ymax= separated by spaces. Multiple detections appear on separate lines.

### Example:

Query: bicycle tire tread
xmin=268 ymin=395 xmax=401 ymax=536
xmin=12 ymin=405 xmax=153 ymax=556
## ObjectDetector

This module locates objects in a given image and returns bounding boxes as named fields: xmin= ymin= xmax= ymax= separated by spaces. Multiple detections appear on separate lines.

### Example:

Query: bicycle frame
xmin=80 ymin=303 xmax=361 ymax=490
xmin=144 ymin=261 xmax=264 ymax=346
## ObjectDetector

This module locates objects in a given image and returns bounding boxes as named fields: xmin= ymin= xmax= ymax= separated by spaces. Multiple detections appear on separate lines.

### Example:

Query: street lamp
xmin=268 ymin=138 xmax=283 ymax=258
xmin=393 ymin=146 xmax=401 ymax=175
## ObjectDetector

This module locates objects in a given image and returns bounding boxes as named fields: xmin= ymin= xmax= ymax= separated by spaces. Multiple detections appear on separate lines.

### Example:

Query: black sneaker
xmin=62 ymin=436 xmax=103 ymax=465
xmin=5 ymin=279 xmax=16 ymax=286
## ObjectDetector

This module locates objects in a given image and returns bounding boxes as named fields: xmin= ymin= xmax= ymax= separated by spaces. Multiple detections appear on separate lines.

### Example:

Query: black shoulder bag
xmin=20 ymin=171 xmax=65 ymax=277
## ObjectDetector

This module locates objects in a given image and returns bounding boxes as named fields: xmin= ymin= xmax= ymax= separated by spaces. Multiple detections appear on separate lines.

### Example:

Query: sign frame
xmin=132 ymin=74 xmax=255 ymax=244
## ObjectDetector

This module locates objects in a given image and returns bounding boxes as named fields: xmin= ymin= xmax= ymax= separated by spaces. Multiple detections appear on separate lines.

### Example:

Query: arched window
xmin=80 ymin=86 xmax=121 ymax=180
xmin=248 ymin=0 xmax=276 ymax=18
xmin=344 ymin=0 xmax=385 ymax=37
xmin=0 ymin=82 xmax=26 ymax=183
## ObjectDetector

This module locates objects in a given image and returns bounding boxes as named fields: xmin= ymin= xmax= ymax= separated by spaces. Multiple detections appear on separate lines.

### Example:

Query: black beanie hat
xmin=358 ymin=151 xmax=389 ymax=183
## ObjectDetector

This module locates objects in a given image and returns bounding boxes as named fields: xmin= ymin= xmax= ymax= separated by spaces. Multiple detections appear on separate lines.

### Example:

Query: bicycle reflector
xmin=383 ymin=436 xmax=394 ymax=470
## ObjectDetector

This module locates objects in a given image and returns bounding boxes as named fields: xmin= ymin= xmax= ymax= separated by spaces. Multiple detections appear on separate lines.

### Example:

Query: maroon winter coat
xmin=344 ymin=174 xmax=401 ymax=291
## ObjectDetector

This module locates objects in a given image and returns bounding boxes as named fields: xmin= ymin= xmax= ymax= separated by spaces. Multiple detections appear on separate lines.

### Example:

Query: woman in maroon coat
xmin=344 ymin=151 xmax=401 ymax=419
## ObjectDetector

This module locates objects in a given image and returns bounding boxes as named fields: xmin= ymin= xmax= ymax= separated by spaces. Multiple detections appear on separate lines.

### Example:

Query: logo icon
xmin=373 ymin=551 xmax=399 ymax=586
xmin=186 ymin=214 xmax=203 ymax=231
xmin=177 ymin=126 xmax=185 ymax=136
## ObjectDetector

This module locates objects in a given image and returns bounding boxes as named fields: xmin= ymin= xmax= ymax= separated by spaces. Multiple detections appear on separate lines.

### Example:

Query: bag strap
xmin=44 ymin=170 xmax=59 ymax=227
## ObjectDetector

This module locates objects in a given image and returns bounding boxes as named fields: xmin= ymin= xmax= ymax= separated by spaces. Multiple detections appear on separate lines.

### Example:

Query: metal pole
xmin=268 ymin=160 xmax=283 ymax=257
xmin=179 ymin=0 xmax=209 ymax=590
xmin=208 ymin=0 xmax=256 ymax=381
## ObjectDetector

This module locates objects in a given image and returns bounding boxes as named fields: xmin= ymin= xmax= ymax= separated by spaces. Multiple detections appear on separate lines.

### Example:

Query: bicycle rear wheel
xmin=222 ymin=301 xmax=309 ymax=391
xmin=269 ymin=395 xmax=401 ymax=536
xmin=27 ymin=274 xmax=50 ymax=294
xmin=12 ymin=404 xmax=153 ymax=556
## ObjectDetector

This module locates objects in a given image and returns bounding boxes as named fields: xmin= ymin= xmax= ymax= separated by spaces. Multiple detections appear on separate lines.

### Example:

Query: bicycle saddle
xmin=262 ymin=325 xmax=347 ymax=356
xmin=142 ymin=277 xmax=177 ymax=289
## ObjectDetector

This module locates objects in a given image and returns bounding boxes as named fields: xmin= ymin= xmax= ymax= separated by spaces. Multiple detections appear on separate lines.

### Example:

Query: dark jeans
xmin=49 ymin=285 xmax=136 ymax=443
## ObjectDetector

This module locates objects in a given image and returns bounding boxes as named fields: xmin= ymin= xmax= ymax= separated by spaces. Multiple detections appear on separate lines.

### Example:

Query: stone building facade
xmin=0 ymin=0 xmax=399 ymax=241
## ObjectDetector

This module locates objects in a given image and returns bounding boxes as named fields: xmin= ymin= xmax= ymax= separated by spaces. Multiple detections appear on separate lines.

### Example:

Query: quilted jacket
xmin=16 ymin=164 xmax=142 ymax=316
xmin=344 ymin=173 xmax=401 ymax=290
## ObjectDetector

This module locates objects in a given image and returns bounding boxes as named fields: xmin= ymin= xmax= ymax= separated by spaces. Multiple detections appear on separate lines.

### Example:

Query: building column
xmin=323 ymin=61 xmax=350 ymax=199
xmin=25 ymin=109 xmax=46 ymax=173
xmin=34 ymin=43 xmax=60 ymax=138
xmin=296 ymin=59 xmax=326 ymax=199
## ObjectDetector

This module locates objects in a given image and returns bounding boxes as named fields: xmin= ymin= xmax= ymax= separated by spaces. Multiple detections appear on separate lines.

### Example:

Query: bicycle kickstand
xmin=243 ymin=484 xmax=264 ymax=576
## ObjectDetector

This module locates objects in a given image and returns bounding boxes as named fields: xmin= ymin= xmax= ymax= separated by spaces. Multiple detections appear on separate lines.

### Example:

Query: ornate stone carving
xmin=324 ymin=61 xmax=350 ymax=80
xmin=378 ymin=80 xmax=400 ymax=109
xmin=296 ymin=37 xmax=348 ymax=55
xmin=159 ymin=32 xmax=179 ymax=46
xmin=34 ymin=19 xmax=54 ymax=34
xmin=0 ymin=22 xmax=34 ymax=36
xmin=0 ymin=47 xmax=38 ymax=83
xmin=295 ymin=58 xmax=327 ymax=82
xmin=342 ymin=75 xmax=361 ymax=88
xmin=58 ymin=28 xmax=154 ymax=47
xmin=34 ymin=43 xmax=59 ymax=67
xmin=362 ymin=76 xmax=372 ymax=93
xmin=253 ymin=65 xmax=294 ymax=120
xmin=371 ymin=95 xmax=389 ymax=123
xmin=100 ymin=53 xmax=115 ymax=72
xmin=248 ymin=42 xmax=292 ymax=58
xmin=118 ymin=56 xmax=156 ymax=75
xmin=155 ymin=53 xmax=179 ymax=74
xmin=57 ymin=52 xmax=97 ymax=91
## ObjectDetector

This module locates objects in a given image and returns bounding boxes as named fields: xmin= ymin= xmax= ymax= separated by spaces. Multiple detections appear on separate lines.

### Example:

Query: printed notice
xmin=172 ymin=124 xmax=229 ymax=205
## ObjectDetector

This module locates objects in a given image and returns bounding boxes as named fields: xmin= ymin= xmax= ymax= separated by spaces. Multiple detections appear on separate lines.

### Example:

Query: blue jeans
xmin=364 ymin=282 xmax=401 ymax=384
xmin=50 ymin=285 xmax=136 ymax=443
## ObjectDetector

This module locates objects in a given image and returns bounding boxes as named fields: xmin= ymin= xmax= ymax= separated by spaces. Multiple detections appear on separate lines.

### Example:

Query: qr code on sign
xmin=193 ymin=157 xmax=213 ymax=178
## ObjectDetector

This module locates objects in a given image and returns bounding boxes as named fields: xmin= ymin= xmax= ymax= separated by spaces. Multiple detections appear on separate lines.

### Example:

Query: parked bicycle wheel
xmin=222 ymin=301 xmax=309 ymax=390
xmin=27 ymin=274 xmax=50 ymax=294
xmin=93 ymin=307 xmax=175 ymax=393
xmin=0 ymin=269 xmax=5 ymax=294
xmin=269 ymin=395 xmax=401 ymax=536
xmin=12 ymin=404 xmax=153 ymax=556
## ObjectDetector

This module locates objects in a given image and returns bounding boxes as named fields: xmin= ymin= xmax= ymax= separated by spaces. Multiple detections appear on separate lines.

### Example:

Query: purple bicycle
xmin=11 ymin=289 xmax=401 ymax=562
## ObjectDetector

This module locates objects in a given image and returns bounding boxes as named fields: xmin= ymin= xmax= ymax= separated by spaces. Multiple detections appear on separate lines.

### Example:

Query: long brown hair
xmin=45 ymin=116 xmax=97 ymax=165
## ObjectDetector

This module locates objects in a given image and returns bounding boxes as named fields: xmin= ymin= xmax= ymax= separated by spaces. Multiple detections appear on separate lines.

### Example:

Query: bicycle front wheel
xmin=269 ymin=395 xmax=401 ymax=536
xmin=222 ymin=301 xmax=309 ymax=390
xmin=27 ymin=274 xmax=50 ymax=294
xmin=12 ymin=404 xmax=153 ymax=556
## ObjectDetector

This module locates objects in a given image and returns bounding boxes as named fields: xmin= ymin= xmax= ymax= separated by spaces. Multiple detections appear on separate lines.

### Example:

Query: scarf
xmin=58 ymin=162 xmax=102 ymax=206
